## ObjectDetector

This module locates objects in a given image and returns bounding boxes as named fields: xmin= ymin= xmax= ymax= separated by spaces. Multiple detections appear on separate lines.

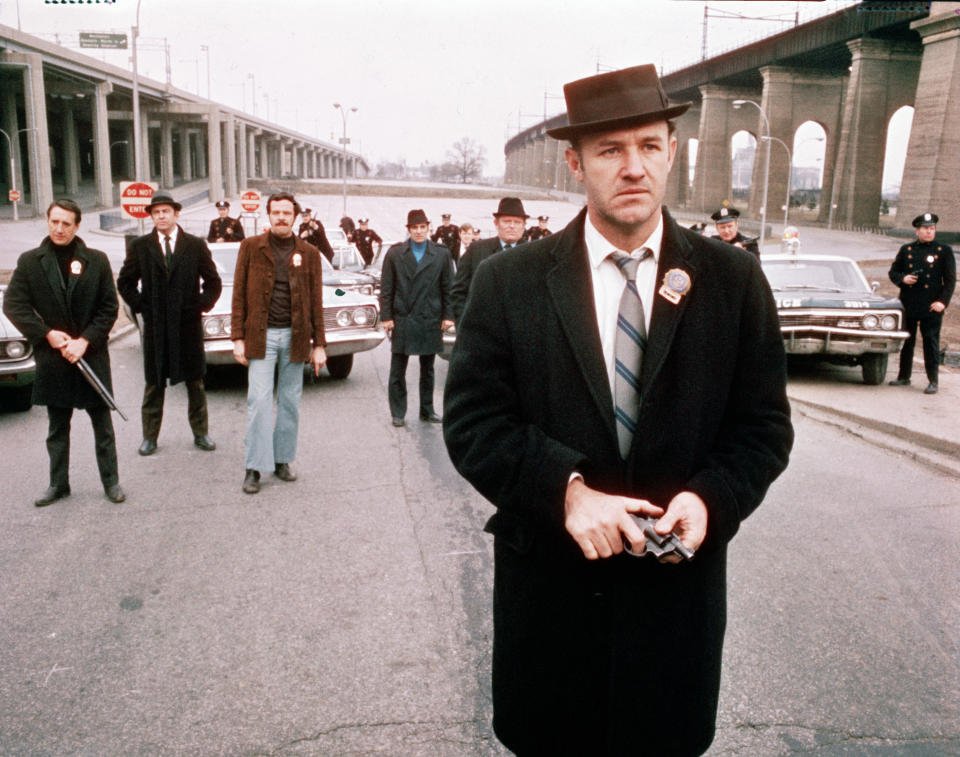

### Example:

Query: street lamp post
xmin=248 ymin=73 xmax=256 ymax=117
xmin=733 ymin=99 xmax=770 ymax=250
xmin=200 ymin=45 xmax=211 ymax=100
xmin=131 ymin=0 xmax=144 ymax=183
xmin=333 ymin=103 xmax=357 ymax=218
xmin=0 ymin=127 xmax=19 ymax=221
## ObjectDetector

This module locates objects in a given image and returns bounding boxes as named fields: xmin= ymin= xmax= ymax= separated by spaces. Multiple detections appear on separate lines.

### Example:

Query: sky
xmin=1 ymin=0 xmax=911 ymax=183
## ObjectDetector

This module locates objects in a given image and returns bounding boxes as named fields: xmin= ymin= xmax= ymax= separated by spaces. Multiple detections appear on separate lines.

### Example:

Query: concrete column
xmin=692 ymin=85 xmax=743 ymax=213
xmin=665 ymin=104 xmax=700 ymax=209
xmin=161 ymin=118 xmax=174 ymax=189
xmin=259 ymin=139 xmax=269 ymax=178
xmin=833 ymin=40 xmax=922 ymax=229
xmin=896 ymin=7 xmax=960 ymax=233
xmin=207 ymin=107 xmax=223 ymax=203
xmin=3 ymin=51 xmax=53 ymax=213
xmin=91 ymin=81 xmax=112 ymax=206
xmin=178 ymin=126 xmax=192 ymax=182
xmin=2 ymin=88 xmax=24 ymax=198
xmin=247 ymin=131 xmax=257 ymax=180
xmin=140 ymin=109 xmax=151 ymax=180
xmin=223 ymin=114 xmax=237 ymax=198
xmin=124 ymin=124 xmax=135 ymax=178
xmin=62 ymin=101 xmax=80 ymax=196
xmin=197 ymin=130 xmax=207 ymax=177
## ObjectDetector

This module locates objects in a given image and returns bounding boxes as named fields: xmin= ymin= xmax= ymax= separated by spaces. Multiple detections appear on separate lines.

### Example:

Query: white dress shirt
xmin=158 ymin=225 xmax=179 ymax=252
xmin=582 ymin=211 xmax=663 ymax=399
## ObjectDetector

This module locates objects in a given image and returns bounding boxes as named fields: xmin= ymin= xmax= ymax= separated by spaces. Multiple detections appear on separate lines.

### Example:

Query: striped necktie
xmin=611 ymin=249 xmax=651 ymax=458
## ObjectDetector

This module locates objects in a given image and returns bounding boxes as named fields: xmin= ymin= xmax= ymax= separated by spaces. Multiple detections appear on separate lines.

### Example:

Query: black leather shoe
xmin=193 ymin=434 xmax=216 ymax=451
xmin=242 ymin=469 xmax=260 ymax=494
xmin=274 ymin=463 xmax=297 ymax=482
xmin=419 ymin=411 xmax=442 ymax=423
xmin=888 ymin=378 xmax=911 ymax=386
xmin=392 ymin=417 xmax=405 ymax=427
xmin=138 ymin=439 xmax=158 ymax=456
xmin=104 ymin=484 xmax=126 ymax=503
xmin=924 ymin=382 xmax=938 ymax=395
xmin=35 ymin=485 xmax=69 ymax=507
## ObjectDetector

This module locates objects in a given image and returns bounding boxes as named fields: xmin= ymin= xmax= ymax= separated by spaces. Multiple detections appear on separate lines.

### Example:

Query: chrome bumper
xmin=203 ymin=327 xmax=385 ymax=365
xmin=781 ymin=326 xmax=909 ymax=356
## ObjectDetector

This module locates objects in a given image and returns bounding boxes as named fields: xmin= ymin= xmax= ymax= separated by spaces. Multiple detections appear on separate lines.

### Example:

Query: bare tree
xmin=446 ymin=137 xmax=486 ymax=184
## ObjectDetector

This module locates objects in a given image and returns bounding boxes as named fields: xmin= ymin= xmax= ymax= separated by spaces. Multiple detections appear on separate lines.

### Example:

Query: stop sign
xmin=8 ymin=189 xmax=20 ymax=202
xmin=240 ymin=190 xmax=261 ymax=213
xmin=120 ymin=181 xmax=157 ymax=218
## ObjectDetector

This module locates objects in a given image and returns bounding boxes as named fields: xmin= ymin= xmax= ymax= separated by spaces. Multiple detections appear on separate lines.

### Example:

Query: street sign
xmin=79 ymin=32 xmax=128 ymax=50
xmin=119 ymin=181 xmax=157 ymax=219
xmin=240 ymin=190 xmax=261 ymax=213
xmin=338 ymin=138 xmax=351 ymax=145
xmin=8 ymin=189 xmax=20 ymax=202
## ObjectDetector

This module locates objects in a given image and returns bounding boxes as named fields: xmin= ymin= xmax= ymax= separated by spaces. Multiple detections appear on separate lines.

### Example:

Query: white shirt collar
xmin=583 ymin=211 xmax=663 ymax=269
xmin=157 ymin=225 xmax=179 ymax=246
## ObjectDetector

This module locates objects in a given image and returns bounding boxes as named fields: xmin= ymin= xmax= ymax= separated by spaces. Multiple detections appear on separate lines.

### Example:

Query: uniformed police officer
xmin=523 ymin=215 xmax=552 ymax=242
xmin=888 ymin=212 xmax=956 ymax=394
xmin=354 ymin=217 xmax=383 ymax=266
xmin=207 ymin=200 xmax=245 ymax=243
xmin=431 ymin=213 xmax=461 ymax=263
xmin=710 ymin=206 xmax=760 ymax=258
xmin=298 ymin=209 xmax=335 ymax=262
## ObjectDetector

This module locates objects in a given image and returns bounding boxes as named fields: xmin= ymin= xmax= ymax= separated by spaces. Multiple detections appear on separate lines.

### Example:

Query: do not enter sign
xmin=120 ymin=181 xmax=158 ymax=218
xmin=8 ymin=189 xmax=21 ymax=202
xmin=240 ymin=190 xmax=261 ymax=213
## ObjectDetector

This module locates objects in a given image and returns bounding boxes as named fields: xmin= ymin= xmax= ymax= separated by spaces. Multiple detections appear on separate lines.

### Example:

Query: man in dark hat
xmin=297 ymin=209 xmax=334 ymax=262
xmin=710 ymin=205 xmax=759 ymax=258
xmin=353 ymin=217 xmax=383 ymax=266
xmin=443 ymin=64 xmax=792 ymax=756
xmin=207 ymin=200 xmax=245 ymax=243
xmin=379 ymin=209 xmax=454 ymax=426
xmin=431 ymin=213 xmax=462 ymax=264
xmin=450 ymin=196 xmax=528 ymax=322
xmin=118 ymin=193 xmax=222 ymax=457
xmin=4 ymin=199 xmax=126 ymax=505
xmin=888 ymin=212 xmax=955 ymax=394
xmin=523 ymin=215 xmax=552 ymax=243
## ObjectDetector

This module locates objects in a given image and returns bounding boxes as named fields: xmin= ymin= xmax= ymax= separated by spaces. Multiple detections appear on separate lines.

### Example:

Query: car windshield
xmin=762 ymin=259 xmax=868 ymax=293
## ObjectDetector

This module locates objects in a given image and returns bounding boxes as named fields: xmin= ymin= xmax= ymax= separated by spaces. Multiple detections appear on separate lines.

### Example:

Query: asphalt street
xmin=0 ymin=328 xmax=957 ymax=756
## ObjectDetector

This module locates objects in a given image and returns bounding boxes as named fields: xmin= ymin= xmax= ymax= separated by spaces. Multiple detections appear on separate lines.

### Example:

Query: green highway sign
xmin=79 ymin=32 xmax=127 ymax=50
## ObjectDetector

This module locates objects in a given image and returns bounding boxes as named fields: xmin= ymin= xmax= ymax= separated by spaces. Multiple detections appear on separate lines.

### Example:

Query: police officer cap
xmin=912 ymin=212 xmax=938 ymax=228
xmin=710 ymin=206 xmax=740 ymax=223
xmin=441 ymin=213 xmax=451 ymax=219
xmin=358 ymin=217 xmax=369 ymax=224
xmin=538 ymin=215 xmax=549 ymax=222
xmin=215 ymin=200 xmax=230 ymax=209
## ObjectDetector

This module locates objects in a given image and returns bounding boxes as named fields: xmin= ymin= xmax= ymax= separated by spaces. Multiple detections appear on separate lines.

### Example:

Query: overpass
xmin=504 ymin=1 xmax=960 ymax=237
xmin=0 ymin=24 xmax=368 ymax=217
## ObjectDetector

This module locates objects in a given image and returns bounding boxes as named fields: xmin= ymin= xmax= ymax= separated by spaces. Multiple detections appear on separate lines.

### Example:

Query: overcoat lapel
xmin=39 ymin=246 xmax=70 ymax=320
xmin=546 ymin=221 xmax=617 ymax=444
xmin=167 ymin=225 xmax=186 ymax=276
xmin=400 ymin=243 xmax=420 ymax=280
xmin=411 ymin=244 xmax=436 ymax=280
xmin=64 ymin=242 xmax=89 ymax=305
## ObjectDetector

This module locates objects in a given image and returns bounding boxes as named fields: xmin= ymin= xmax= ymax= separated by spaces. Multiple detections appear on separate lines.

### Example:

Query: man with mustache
xmin=443 ymin=65 xmax=793 ymax=756
xmin=231 ymin=192 xmax=326 ymax=494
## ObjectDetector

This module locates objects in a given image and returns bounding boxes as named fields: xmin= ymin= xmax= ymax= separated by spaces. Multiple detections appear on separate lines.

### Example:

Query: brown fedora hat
xmin=493 ymin=197 xmax=528 ymax=219
xmin=546 ymin=64 xmax=691 ymax=141
xmin=406 ymin=208 xmax=429 ymax=226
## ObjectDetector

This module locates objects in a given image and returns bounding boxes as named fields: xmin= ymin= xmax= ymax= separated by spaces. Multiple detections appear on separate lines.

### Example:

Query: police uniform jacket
xmin=230 ymin=232 xmax=326 ymax=363
xmin=354 ymin=228 xmax=382 ymax=265
xmin=379 ymin=239 xmax=452 ymax=356
xmin=118 ymin=227 xmax=222 ymax=386
xmin=710 ymin=231 xmax=759 ymax=258
xmin=442 ymin=207 xmax=793 ymax=756
xmin=3 ymin=236 xmax=118 ymax=408
xmin=431 ymin=223 xmax=461 ymax=261
xmin=888 ymin=239 xmax=956 ymax=318
xmin=298 ymin=220 xmax=334 ymax=262
xmin=207 ymin=216 xmax=245 ymax=243
xmin=523 ymin=226 xmax=551 ymax=242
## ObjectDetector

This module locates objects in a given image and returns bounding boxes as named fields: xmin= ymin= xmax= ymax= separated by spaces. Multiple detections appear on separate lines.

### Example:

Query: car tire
xmin=7 ymin=385 xmax=33 ymax=412
xmin=326 ymin=354 xmax=354 ymax=379
xmin=861 ymin=353 xmax=888 ymax=385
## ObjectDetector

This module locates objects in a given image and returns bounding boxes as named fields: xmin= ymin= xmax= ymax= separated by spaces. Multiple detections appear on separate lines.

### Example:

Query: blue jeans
xmin=245 ymin=327 xmax=303 ymax=473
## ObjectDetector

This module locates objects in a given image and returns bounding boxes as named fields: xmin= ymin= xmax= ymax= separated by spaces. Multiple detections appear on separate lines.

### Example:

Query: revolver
xmin=624 ymin=514 xmax=695 ymax=561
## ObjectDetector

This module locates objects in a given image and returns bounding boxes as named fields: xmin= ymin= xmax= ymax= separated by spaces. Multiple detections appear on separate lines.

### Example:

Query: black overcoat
xmin=443 ymin=208 xmax=793 ymax=756
xmin=379 ymin=239 xmax=452 ymax=355
xmin=3 ymin=236 xmax=117 ymax=408
xmin=450 ymin=235 xmax=506 ymax=322
xmin=117 ymin=227 xmax=221 ymax=386
xmin=888 ymin=239 xmax=956 ymax=318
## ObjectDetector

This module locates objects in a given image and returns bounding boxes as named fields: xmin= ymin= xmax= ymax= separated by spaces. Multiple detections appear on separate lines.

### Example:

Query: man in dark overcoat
xmin=207 ymin=200 xmax=245 ymax=243
xmin=450 ymin=196 xmax=528 ymax=323
xmin=888 ymin=212 xmax=955 ymax=394
xmin=118 ymin=193 xmax=222 ymax=456
xmin=379 ymin=209 xmax=453 ymax=427
xmin=443 ymin=65 xmax=793 ymax=756
xmin=4 ymin=199 xmax=125 ymax=506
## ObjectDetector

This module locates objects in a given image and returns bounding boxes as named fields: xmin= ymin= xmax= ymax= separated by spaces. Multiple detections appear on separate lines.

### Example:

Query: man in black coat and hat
xmin=118 ymin=193 xmax=222 ymax=456
xmin=450 ymin=196 xmax=528 ymax=323
xmin=443 ymin=64 xmax=793 ymax=756
xmin=888 ymin=212 xmax=955 ymax=394
xmin=379 ymin=209 xmax=454 ymax=427
xmin=4 ymin=199 xmax=125 ymax=505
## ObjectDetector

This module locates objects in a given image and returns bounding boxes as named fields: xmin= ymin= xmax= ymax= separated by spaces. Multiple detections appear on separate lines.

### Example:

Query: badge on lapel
xmin=292 ymin=253 xmax=302 ymax=268
xmin=658 ymin=268 xmax=691 ymax=305
xmin=70 ymin=260 xmax=83 ymax=276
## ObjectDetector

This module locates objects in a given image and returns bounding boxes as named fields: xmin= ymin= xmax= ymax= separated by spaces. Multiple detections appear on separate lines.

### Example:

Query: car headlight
xmin=4 ymin=340 xmax=26 ymax=359
xmin=336 ymin=309 xmax=353 ymax=328
xmin=880 ymin=314 xmax=898 ymax=331
xmin=861 ymin=314 xmax=879 ymax=330
xmin=203 ymin=316 xmax=230 ymax=337
xmin=353 ymin=307 xmax=372 ymax=326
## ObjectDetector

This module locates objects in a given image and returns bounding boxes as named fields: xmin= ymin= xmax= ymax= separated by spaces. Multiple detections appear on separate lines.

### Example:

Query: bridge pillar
xmin=247 ymin=130 xmax=257 ymax=180
xmin=160 ymin=118 xmax=174 ymax=189
xmin=2 ymin=88 xmax=25 ymax=202
xmin=896 ymin=5 xmax=960 ymax=233
xmin=832 ymin=39 xmax=921 ymax=229
xmin=91 ymin=82 xmax=112 ymax=207
xmin=259 ymin=139 xmax=269 ymax=178
xmin=207 ymin=107 xmax=223 ymax=203
xmin=62 ymin=100 xmax=80 ymax=197
xmin=223 ymin=114 xmax=237 ymax=199
xmin=665 ymin=103 xmax=700 ymax=210
xmin=693 ymin=85 xmax=745 ymax=214
xmin=178 ymin=127 xmax=192 ymax=182
xmin=236 ymin=122 xmax=247 ymax=189
xmin=2 ymin=51 xmax=53 ymax=214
